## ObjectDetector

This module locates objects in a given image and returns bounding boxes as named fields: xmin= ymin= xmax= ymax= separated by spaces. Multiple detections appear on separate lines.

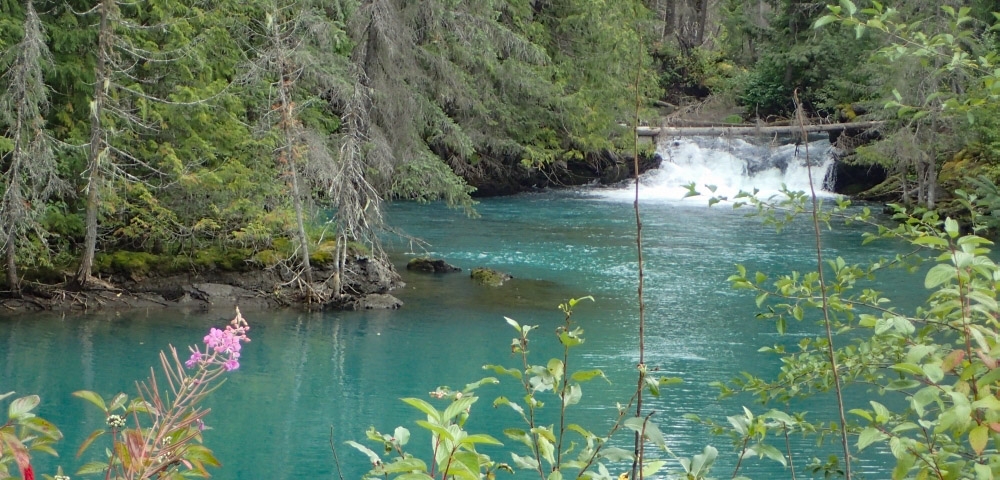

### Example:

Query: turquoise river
xmin=1 ymin=137 xmax=924 ymax=479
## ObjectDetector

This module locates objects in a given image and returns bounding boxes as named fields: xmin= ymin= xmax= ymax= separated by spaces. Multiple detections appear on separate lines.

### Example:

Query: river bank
xmin=0 ymin=255 xmax=404 ymax=314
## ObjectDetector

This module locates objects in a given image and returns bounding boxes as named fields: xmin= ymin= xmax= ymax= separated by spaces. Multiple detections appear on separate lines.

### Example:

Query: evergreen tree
xmin=242 ymin=0 xmax=352 ymax=296
xmin=0 ymin=0 xmax=65 ymax=295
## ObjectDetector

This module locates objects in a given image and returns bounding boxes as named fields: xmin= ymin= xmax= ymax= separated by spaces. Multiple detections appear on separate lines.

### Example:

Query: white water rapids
xmin=592 ymin=136 xmax=837 ymax=202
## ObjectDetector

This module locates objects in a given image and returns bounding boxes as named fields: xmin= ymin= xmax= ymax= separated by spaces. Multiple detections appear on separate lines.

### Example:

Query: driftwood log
xmin=635 ymin=121 xmax=883 ymax=137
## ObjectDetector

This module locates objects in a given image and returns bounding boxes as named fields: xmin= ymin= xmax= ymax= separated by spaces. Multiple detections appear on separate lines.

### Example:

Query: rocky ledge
xmin=0 ymin=255 xmax=403 ymax=314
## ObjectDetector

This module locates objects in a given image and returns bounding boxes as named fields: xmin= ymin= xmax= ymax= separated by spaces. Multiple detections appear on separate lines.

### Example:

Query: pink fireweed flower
xmin=185 ymin=307 xmax=251 ymax=371
xmin=223 ymin=358 xmax=240 ymax=371
xmin=185 ymin=351 xmax=203 ymax=368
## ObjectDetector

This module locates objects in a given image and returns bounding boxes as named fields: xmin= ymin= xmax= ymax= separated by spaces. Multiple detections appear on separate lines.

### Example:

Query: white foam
xmin=591 ymin=136 xmax=837 ymax=203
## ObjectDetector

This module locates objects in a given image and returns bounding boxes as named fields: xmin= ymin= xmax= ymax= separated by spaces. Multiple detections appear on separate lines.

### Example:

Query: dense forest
xmin=2 ymin=0 xmax=1000 ymax=303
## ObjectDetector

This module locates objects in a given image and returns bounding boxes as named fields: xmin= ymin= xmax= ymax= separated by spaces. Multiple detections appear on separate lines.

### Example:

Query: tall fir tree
xmin=0 ymin=0 xmax=65 ymax=295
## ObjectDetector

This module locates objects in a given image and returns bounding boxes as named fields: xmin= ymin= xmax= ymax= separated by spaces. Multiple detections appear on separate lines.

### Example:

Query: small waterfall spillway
xmin=593 ymin=135 xmax=838 ymax=202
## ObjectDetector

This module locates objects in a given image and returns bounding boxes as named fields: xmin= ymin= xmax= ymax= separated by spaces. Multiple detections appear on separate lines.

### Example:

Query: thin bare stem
xmin=783 ymin=423 xmax=797 ymax=480
xmin=629 ymin=26 xmax=647 ymax=480
xmin=330 ymin=426 xmax=346 ymax=480
xmin=794 ymin=89 xmax=852 ymax=480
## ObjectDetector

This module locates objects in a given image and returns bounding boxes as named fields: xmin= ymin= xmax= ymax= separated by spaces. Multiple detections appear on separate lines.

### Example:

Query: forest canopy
xmin=3 ymin=0 xmax=1000 ymax=299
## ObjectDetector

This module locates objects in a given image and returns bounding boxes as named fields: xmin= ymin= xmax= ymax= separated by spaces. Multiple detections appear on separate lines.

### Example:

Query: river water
xmin=1 ymin=137 xmax=915 ymax=479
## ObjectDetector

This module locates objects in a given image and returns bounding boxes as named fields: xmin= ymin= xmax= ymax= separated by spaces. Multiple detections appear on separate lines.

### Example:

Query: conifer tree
xmin=70 ymin=0 xmax=232 ymax=287
xmin=0 ymin=0 xmax=64 ymax=296
xmin=242 ymin=0 xmax=351 ymax=296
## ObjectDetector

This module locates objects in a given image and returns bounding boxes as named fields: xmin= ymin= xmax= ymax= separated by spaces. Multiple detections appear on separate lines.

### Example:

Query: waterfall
xmin=591 ymin=136 xmax=838 ymax=203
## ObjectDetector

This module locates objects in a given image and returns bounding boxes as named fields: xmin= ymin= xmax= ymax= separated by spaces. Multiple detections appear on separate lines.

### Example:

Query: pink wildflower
xmin=185 ymin=350 xmax=202 ymax=368
xmin=184 ymin=307 xmax=250 ymax=371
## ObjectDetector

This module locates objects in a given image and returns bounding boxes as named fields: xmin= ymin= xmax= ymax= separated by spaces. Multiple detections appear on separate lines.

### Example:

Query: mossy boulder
xmin=407 ymin=257 xmax=462 ymax=273
xmin=470 ymin=267 xmax=512 ymax=287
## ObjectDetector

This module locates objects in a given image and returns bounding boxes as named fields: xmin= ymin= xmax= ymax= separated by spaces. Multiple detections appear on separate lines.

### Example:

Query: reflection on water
xmin=0 ymin=192 xmax=915 ymax=479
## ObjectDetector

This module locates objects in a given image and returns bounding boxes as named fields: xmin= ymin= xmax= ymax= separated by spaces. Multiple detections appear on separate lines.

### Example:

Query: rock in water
xmin=406 ymin=257 xmax=462 ymax=273
xmin=470 ymin=267 xmax=512 ymax=287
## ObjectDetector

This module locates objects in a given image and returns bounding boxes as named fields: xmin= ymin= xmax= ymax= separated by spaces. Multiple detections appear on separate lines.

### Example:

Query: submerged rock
xmin=406 ymin=257 xmax=462 ymax=273
xmin=470 ymin=267 xmax=512 ymax=287
xmin=356 ymin=294 xmax=403 ymax=310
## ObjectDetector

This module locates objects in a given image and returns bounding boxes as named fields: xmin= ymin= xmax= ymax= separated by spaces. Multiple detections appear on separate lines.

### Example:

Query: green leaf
xmin=493 ymin=397 xmax=525 ymax=416
xmin=346 ymin=440 xmax=382 ymax=464
xmin=76 ymin=461 xmax=110 ymax=475
xmin=383 ymin=457 xmax=429 ymax=474
xmin=461 ymin=434 xmax=503 ymax=446
xmin=891 ymin=363 xmax=924 ymax=376
xmin=858 ymin=427 xmax=886 ymax=450
xmin=73 ymin=391 xmax=107 ymax=412
xmin=570 ymin=369 xmax=606 ymax=383
xmin=22 ymin=417 xmax=62 ymax=440
xmin=624 ymin=417 xmax=667 ymax=451
xmin=511 ymin=453 xmax=539 ymax=470
xmin=504 ymin=317 xmax=521 ymax=332
xmin=757 ymin=444 xmax=787 ymax=466
xmin=402 ymin=398 xmax=440 ymax=422
xmin=8 ymin=395 xmax=39 ymax=420
xmin=563 ymin=384 xmax=582 ymax=406
xmin=483 ymin=364 xmax=522 ymax=379
xmin=814 ymin=15 xmax=839 ymax=29
xmin=395 ymin=473 xmax=434 ymax=480
xmin=849 ymin=409 xmax=873 ymax=422
xmin=925 ymin=264 xmax=955 ymax=289
xmin=109 ymin=393 xmax=128 ymax=412
xmin=76 ymin=429 xmax=104 ymax=458
xmin=912 ymin=235 xmax=948 ymax=247
xmin=394 ymin=426 xmax=410 ymax=447
xmin=970 ymin=424 xmax=989 ymax=455
xmin=642 ymin=460 xmax=667 ymax=477
xmin=184 ymin=444 xmax=222 ymax=467
xmin=840 ymin=0 xmax=857 ymax=16
xmin=689 ymin=446 xmax=718 ymax=476
xmin=755 ymin=292 xmax=768 ymax=308
xmin=416 ymin=420 xmax=455 ymax=442
xmin=945 ymin=218 xmax=960 ymax=238
xmin=443 ymin=395 xmax=476 ymax=422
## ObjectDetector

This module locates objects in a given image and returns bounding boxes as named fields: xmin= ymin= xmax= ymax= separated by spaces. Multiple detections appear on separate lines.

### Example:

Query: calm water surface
xmin=1 ymin=191 xmax=920 ymax=479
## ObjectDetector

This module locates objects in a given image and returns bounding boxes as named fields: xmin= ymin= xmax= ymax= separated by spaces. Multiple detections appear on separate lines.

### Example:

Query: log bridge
xmin=634 ymin=120 xmax=883 ymax=138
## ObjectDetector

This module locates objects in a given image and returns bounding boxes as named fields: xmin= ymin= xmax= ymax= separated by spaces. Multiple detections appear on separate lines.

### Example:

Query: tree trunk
xmin=695 ymin=0 xmax=709 ymax=45
xmin=76 ymin=0 xmax=112 ymax=289
xmin=288 ymin=154 xmax=314 ymax=285
xmin=663 ymin=0 xmax=675 ymax=39
xmin=5 ymin=93 xmax=24 ymax=297
xmin=275 ymin=40 xmax=313 ymax=287
xmin=5 ymin=230 xmax=18 ymax=297
xmin=927 ymin=159 xmax=937 ymax=209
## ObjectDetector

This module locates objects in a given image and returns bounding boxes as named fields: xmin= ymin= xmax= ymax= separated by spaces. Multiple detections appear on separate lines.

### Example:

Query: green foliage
xmin=0 ymin=392 xmax=63 ymax=479
xmin=815 ymin=1 xmax=1000 ymax=207
xmin=0 ymin=0 xmax=678 ymax=285
xmin=656 ymin=45 xmax=735 ymax=99
xmin=349 ymin=298 xmax=704 ymax=480
xmin=702 ymin=183 xmax=1000 ymax=479
xmin=720 ymin=0 xmax=877 ymax=117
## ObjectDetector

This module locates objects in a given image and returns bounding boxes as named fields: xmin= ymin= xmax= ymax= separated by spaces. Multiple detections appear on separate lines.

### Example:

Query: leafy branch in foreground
xmin=347 ymin=297 xmax=706 ymax=480
xmin=0 ymin=391 xmax=63 ymax=480
xmin=706 ymin=176 xmax=1000 ymax=479
xmin=74 ymin=308 xmax=250 ymax=479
